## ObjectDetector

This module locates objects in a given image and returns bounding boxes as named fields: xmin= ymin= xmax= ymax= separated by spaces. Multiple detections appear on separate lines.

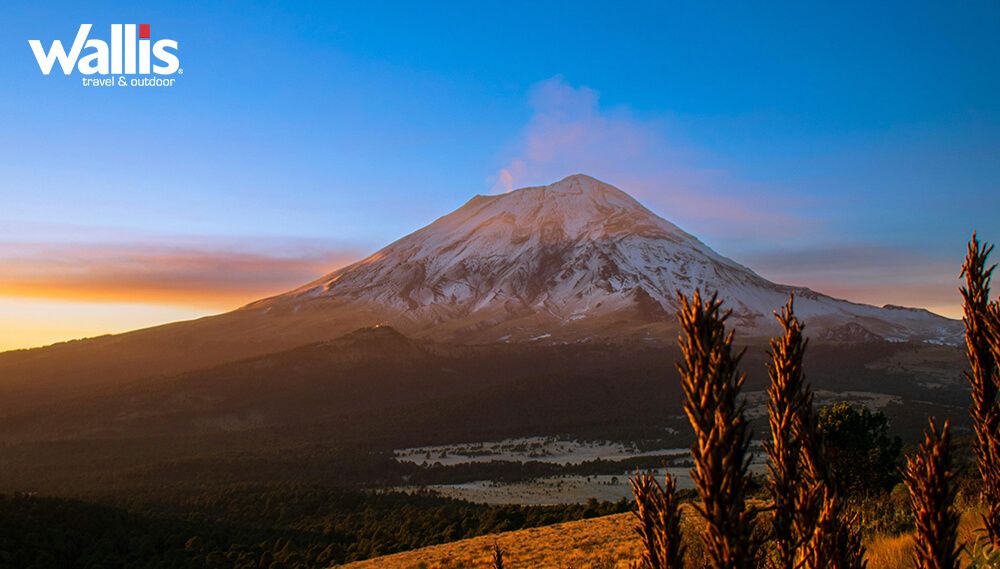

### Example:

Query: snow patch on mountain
xmin=268 ymin=174 xmax=961 ymax=345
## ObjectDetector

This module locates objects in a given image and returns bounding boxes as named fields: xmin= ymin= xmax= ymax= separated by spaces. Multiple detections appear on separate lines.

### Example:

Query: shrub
xmin=816 ymin=403 xmax=903 ymax=495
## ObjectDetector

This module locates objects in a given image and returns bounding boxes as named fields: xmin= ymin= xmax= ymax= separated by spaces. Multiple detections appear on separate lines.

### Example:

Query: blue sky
xmin=1 ymin=1 xmax=998 ymax=348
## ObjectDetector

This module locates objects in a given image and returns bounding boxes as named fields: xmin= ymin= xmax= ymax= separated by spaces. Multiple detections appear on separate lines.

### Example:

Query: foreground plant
xmin=794 ymin=398 xmax=869 ymax=569
xmin=765 ymin=297 xmax=810 ymax=569
xmin=763 ymin=298 xmax=866 ymax=569
xmin=904 ymin=418 xmax=960 ymax=569
xmin=491 ymin=542 xmax=504 ymax=569
xmin=961 ymin=233 xmax=1000 ymax=548
xmin=676 ymin=290 xmax=757 ymax=569
xmin=630 ymin=472 xmax=684 ymax=569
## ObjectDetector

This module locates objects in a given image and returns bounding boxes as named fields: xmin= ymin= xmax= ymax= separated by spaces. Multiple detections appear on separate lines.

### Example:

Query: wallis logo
xmin=29 ymin=24 xmax=181 ymax=88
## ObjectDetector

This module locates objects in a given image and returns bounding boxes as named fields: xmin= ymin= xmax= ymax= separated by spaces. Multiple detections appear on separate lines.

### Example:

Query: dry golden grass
xmin=334 ymin=512 xmax=639 ymax=569
xmin=336 ymin=508 xmax=1000 ymax=569
xmin=335 ymin=504 xmax=706 ymax=569
xmin=865 ymin=533 xmax=915 ymax=569
xmin=864 ymin=511 xmax=993 ymax=569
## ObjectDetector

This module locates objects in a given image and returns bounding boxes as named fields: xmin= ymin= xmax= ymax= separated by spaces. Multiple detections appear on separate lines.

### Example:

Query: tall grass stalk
xmin=765 ymin=296 xmax=809 ymax=569
xmin=960 ymin=233 xmax=1000 ymax=548
xmin=763 ymin=296 xmax=865 ymax=569
xmin=630 ymin=472 xmax=684 ymax=569
xmin=491 ymin=542 xmax=504 ymax=569
xmin=794 ymin=360 xmax=866 ymax=567
xmin=904 ymin=418 xmax=959 ymax=569
xmin=676 ymin=290 xmax=757 ymax=569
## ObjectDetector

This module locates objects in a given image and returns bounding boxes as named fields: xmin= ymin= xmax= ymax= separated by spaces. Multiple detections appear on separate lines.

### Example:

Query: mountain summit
xmin=0 ymin=174 xmax=962 ymax=413
xmin=254 ymin=174 xmax=960 ymax=345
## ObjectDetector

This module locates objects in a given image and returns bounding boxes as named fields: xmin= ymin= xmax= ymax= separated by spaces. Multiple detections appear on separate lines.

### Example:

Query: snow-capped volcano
xmin=257 ymin=174 xmax=961 ymax=345
xmin=0 ymin=174 xmax=964 ymax=417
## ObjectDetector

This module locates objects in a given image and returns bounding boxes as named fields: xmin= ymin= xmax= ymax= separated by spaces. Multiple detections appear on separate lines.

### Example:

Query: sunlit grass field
xmin=336 ymin=506 xmax=992 ymax=569
xmin=335 ymin=511 xmax=637 ymax=569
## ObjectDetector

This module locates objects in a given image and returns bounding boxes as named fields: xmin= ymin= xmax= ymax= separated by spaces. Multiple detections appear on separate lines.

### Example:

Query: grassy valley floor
xmin=335 ymin=512 xmax=637 ymax=569
xmin=335 ymin=508 xmax=991 ymax=569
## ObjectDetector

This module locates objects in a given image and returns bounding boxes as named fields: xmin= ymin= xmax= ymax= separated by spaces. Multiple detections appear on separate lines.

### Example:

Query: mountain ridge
xmin=0 ymin=174 xmax=961 ymax=415
xmin=248 ymin=174 xmax=960 ymax=345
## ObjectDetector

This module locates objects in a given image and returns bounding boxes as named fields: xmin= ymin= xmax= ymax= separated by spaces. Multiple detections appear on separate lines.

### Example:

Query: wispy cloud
xmin=490 ymin=76 xmax=815 ymax=239
xmin=0 ymin=239 xmax=361 ymax=309
xmin=489 ymin=77 xmax=964 ymax=316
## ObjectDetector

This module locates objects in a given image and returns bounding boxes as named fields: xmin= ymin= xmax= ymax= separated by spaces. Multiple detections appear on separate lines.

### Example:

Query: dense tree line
xmin=0 ymin=487 xmax=628 ymax=569
xmin=403 ymin=453 xmax=687 ymax=486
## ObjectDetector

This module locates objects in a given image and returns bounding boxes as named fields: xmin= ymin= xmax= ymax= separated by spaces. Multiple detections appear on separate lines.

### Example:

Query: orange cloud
xmin=0 ymin=241 xmax=360 ymax=309
xmin=742 ymin=244 xmax=964 ymax=318
xmin=808 ymin=282 xmax=962 ymax=319
xmin=0 ymin=297 xmax=211 ymax=352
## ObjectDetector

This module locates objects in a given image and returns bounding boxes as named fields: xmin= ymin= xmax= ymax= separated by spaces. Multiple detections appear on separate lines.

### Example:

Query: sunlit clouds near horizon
xmin=0 ymin=73 xmax=979 ymax=349
xmin=0 ymin=236 xmax=362 ymax=351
